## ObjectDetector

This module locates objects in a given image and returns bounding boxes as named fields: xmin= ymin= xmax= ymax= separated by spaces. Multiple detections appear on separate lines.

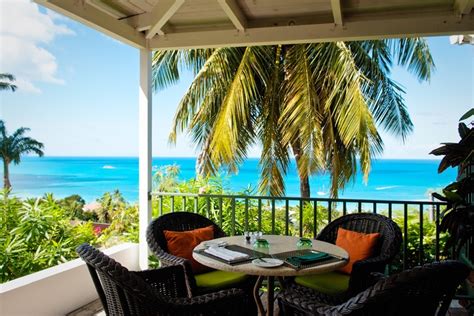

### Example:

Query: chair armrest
xmin=278 ymin=284 xmax=336 ymax=315
xmin=366 ymin=272 xmax=388 ymax=288
xmin=167 ymin=288 xmax=249 ymax=315
xmin=154 ymin=250 xmax=188 ymax=267
xmin=149 ymin=250 xmax=201 ymax=296
xmin=349 ymin=256 xmax=387 ymax=293
xmin=135 ymin=265 xmax=190 ymax=298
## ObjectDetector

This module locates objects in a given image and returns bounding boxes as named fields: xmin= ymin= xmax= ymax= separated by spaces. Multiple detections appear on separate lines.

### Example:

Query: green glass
xmin=253 ymin=238 xmax=270 ymax=250
xmin=296 ymin=238 xmax=313 ymax=249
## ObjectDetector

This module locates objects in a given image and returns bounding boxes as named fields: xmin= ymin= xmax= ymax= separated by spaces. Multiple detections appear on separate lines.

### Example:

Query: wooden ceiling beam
xmin=149 ymin=13 xmax=474 ymax=50
xmin=330 ymin=0 xmax=343 ymax=26
xmin=35 ymin=0 xmax=146 ymax=48
xmin=454 ymin=0 xmax=474 ymax=15
xmin=85 ymin=0 xmax=124 ymax=19
xmin=146 ymin=0 xmax=185 ymax=39
xmin=217 ymin=0 xmax=247 ymax=31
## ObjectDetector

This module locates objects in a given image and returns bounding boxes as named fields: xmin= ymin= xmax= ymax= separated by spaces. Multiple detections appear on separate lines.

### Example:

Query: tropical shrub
xmin=0 ymin=164 xmax=449 ymax=282
xmin=391 ymin=211 xmax=448 ymax=272
xmin=0 ymin=190 xmax=96 ymax=282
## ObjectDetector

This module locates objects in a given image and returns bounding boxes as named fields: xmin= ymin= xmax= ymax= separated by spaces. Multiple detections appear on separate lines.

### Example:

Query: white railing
xmin=0 ymin=243 xmax=139 ymax=316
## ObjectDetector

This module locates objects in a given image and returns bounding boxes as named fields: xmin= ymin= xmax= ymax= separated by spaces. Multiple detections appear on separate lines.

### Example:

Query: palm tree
xmin=0 ymin=120 xmax=44 ymax=189
xmin=152 ymin=39 xmax=434 ymax=198
xmin=0 ymin=73 xmax=17 ymax=92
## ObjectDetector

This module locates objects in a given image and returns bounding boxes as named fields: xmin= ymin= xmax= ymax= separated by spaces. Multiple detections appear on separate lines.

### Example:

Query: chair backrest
xmin=147 ymin=212 xmax=227 ymax=254
xmin=317 ymin=213 xmax=402 ymax=267
xmin=327 ymin=260 xmax=469 ymax=316
xmin=77 ymin=243 xmax=162 ymax=316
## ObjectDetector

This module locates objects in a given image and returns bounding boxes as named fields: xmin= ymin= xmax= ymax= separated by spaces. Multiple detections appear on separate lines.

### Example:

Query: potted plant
xmin=431 ymin=108 xmax=473 ymax=312
xmin=430 ymin=108 xmax=473 ymax=258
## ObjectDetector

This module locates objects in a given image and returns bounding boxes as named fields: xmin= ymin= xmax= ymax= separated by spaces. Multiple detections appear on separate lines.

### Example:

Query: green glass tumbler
xmin=296 ymin=237 xmax=313 ymax=249
xmin=253 ymin=238 xmax=270 ymax=254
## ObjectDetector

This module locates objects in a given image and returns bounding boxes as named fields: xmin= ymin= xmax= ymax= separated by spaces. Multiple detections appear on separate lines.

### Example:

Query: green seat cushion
xmin=195 ymin=270 xmax=248 ymax=289
xmin=295 ymin=271 xmax=350 ymax=295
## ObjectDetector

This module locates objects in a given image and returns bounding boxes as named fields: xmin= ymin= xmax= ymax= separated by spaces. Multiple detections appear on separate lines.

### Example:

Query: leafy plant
xmin=0 ymin=121 xmax=45 ymax=189
xmin=430 ymin=108 xmax=474 ymax=257
xmin=152 ymin=40 xmax=434 ymax=198
xmin=0 ymin=190 xmax=96 ymax=282
xmin=391 ymin=212 xmax=448 ymax=271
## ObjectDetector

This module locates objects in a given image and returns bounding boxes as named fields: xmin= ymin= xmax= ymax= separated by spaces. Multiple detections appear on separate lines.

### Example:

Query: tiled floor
xmin=68 ymin=298 xmax=469 ymax=316
xmin=66 ymin=300 xmax=104 ymax=316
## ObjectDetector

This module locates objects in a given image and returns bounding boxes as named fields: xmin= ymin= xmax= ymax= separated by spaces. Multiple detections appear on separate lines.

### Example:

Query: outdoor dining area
xmin=27 ymin=0 xmax=473 ymax=315
xmin=77 ymin=211 xmax=469 ymax=315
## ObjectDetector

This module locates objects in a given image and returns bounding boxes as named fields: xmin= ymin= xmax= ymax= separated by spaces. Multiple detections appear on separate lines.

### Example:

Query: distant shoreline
xmin=20 ymin=156 xmax=443 ymax=161
xmin=5 ymin=157 xmax=455 ymax=203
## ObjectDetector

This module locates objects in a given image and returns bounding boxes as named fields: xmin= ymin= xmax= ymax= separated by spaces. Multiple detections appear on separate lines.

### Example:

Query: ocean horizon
xmin=3 ymin=156 xmax=457 ymax=203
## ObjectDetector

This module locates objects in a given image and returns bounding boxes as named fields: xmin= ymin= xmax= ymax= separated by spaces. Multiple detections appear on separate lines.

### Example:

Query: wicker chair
xmin=146 ymin=212 xmax=256 ymax=298
xmin=278 ymin=260 xmax=469 ymax=316
xmin=77 ymin=243 xmax=251 ymax=316
xmin=293 ymin=213 xmax=402 ymax=297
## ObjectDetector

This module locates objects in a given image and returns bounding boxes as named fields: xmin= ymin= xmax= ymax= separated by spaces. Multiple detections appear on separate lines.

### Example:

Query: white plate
xmin=252 ymin=258 xmax=284 ymax=268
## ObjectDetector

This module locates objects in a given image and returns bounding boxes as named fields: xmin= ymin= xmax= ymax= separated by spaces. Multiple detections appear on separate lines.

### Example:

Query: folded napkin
xmin=286 ymin=251 xmax=331 ymax=267
xmin=204 ymin=246 xmax=249 ymax=261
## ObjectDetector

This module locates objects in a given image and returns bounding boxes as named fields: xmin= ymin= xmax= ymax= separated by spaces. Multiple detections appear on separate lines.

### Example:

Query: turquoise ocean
xmin=4 ymin=157 xmax=457 ymax=202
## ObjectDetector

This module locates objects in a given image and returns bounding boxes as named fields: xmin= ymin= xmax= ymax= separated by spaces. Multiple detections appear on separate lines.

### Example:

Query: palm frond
xmin=258 ymin=46 xmax=290 ymax=196
xmin=391 ymin=38 xmax=434 ymax=81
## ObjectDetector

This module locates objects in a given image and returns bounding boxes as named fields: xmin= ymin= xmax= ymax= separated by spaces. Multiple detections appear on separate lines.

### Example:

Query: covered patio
xmin=34 ymin=0 xmax=474 ymax=270
xmin=1 ymin=0 xmax=473 ymax=315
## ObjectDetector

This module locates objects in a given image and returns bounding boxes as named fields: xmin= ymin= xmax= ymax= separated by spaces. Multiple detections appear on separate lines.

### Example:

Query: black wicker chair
xmin=293 ymin=213 xmax=403 ymax=297
xmin=146 ymin=212 xmax=257 ymax=299
xmin=278 ymin=260 xmax=469 ymax=316
xmin=77 ymin=243 xmax=251 ymax=316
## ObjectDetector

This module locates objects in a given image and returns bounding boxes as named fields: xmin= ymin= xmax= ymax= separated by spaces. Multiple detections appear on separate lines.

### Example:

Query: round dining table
xmin=193 ymin=235 xmax=349 ymax=316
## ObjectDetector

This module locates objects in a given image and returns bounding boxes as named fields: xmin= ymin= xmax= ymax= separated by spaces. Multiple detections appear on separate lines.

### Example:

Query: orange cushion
xmin=336 ymin=227 xmax=380 ymax=274
xmin=164 ymin=225 xmax=214 ymax=274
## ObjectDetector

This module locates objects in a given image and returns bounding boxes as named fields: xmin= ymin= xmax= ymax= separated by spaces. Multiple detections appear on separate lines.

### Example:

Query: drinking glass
xmin=296 ymin=237 xmax=313 ymax=250
xmin=253 ymin=238 xmax=270 ymax=254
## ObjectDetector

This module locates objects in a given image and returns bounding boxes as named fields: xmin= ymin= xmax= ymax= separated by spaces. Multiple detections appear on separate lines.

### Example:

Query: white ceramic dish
xmin=252 ymin=258 xmax=284 ymax=268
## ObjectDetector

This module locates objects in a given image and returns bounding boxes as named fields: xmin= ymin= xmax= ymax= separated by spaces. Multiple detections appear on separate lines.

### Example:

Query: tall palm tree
xmin=152 ymin=39 xmax=434 ymax=198
xmin=0 ymin=73 xmax=17 ymax=92
xmin=0 ymin=120 xmax=44 ymax=189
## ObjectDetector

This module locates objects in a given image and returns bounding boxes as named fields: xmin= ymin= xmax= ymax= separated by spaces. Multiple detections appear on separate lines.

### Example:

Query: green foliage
xmin=0 ymin=120 xmax=44 ymax=189
xmin=96 ymin=190 xmax=126 ymax=223
xmin=97 ymin=203 xmax=139 ymax=248
xmin=391 ymin=211 xmax=448 ymax=272
xmin=153 ymin=39 xmax=434 ymax=198
xmin=59 ymin=194 xmax=94 ymax=221
xmin=0 ymin=190 xmax=96 ymax=283
xmin=430 ymin=108 xmax=474 ymax=257
xmin=0 ymin=165 xmax=448 ymax=283
xmin=0 ymin=73 xmax=17 ymax=92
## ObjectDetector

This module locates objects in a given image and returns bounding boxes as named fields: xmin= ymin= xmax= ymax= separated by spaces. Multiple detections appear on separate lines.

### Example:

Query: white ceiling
xmin=36 ymin=0 xmax=474 ymax=50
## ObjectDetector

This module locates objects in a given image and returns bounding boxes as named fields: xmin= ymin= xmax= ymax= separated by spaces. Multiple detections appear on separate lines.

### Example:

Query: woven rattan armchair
xmin=314 ymin=213 xmax=402 ymax=295
xmin=278 ymin=260 xmax=469 ymax=316
xmin=146 ymin=212 xmax=256 ymax=298
xmin=77 ymin=243 xmax=251 ymax=316
xmin=146 ymin=212 xmax=226 ymax=271
xmin=291 ymin=213 xmax=402 ymax=298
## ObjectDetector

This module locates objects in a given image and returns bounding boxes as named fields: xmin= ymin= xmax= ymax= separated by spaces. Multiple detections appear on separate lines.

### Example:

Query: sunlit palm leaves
xmin=0 ymin=120 xmax=44 ymax=188
xmin=0 ymin=73 xmax=17 ymax=92
xmin=152 ymin=38 xmax=434 ymax=197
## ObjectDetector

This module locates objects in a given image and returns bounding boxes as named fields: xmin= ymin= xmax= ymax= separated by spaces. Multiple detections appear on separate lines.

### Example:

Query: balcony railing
xmin=152 ymin=192 xmax=448 ymax=271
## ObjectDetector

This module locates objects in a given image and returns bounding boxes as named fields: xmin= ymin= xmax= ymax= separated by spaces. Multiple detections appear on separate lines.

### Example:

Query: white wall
xmin=0 ymin=243 xmax=139 ymax=316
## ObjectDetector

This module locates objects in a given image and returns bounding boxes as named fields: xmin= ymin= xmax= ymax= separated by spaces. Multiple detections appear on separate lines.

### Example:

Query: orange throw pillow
xmin=164 ymin=225 xmax=214 ymax=274
xmin=336 ymin=227 xmax=380 ymax=275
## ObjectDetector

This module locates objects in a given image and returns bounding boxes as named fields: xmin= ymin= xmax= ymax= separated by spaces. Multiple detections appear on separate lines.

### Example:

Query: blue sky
xmin=1 ymin=0 xmax=473 ymax=159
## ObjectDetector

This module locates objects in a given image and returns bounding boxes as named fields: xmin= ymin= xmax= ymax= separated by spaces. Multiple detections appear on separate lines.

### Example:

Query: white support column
xmin=139 ymin=49 xmax=152 ymax=270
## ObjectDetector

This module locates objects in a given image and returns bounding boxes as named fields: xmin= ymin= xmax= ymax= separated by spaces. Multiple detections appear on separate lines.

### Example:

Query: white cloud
xmin=0 ymin=0 xmax=75 ymax=93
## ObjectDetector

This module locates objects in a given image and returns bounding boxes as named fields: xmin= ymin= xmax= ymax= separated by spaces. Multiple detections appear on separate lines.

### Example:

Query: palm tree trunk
xmin=3 ymin=159 xmax=11 ymax=189
xmin=291 ymin=142 xmax=310 ymax=198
